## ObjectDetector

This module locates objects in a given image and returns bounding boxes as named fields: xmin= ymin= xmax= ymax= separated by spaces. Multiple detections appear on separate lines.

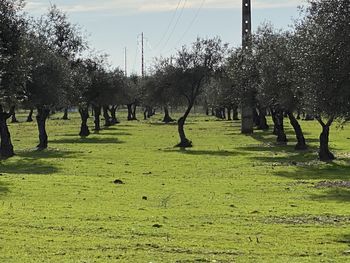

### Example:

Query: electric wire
xmin=160 ymin=0 xmax=188 ymax=54
xmin=167 ymin=0 xmax=206 ymax=54
xmin=153 ymin=0 xmax=183 ymax=50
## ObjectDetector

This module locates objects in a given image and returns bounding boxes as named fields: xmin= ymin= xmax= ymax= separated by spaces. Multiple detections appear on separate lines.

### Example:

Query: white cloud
xmin=25 ymin=0 xmax=306 ymax=15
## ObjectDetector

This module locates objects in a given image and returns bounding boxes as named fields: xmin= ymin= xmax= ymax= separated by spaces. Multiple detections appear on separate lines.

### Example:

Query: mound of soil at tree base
xmin=315 ymin=181 xmax=350 ymax=189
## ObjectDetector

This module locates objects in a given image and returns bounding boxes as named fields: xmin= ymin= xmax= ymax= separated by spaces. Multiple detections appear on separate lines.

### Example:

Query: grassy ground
xmin=0 ymin=111 xmax=350 ymax=262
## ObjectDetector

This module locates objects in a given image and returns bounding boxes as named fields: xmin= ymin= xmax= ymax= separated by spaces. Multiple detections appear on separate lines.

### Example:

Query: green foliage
xmin=294 ymin=0 xmax=350 ymax=119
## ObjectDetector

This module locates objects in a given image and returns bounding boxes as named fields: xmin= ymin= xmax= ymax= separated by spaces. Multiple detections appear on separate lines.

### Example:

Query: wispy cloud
xmin=25 ymin=0 xmax=305 ymax=15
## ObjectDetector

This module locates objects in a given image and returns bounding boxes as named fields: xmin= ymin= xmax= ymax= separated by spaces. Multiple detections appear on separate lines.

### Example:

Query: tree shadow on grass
xmin=252 ymin=151 xmax=318 ymax=164
xmin=310 ymin=188 xmax=350 ymax=202
xmin=0 ymin=181 xmax=9 ymax=196
xmin=50 ymin=137 xmax=125 ymax=144
xmin=61 ymin=132 xmax=131 ymax=137
xmin=273 ymin=162 xmax=350 ymax=181
xmin=0 ymin=159 xmax=59 ymax=175
xmin=249 ymin=128 xmax=318 ymax=146
xmin=338 ymin=234 xmax=350 ymax=245
xmin=148 ymin=122 xmax=178 ymax=126
xmin=162 ymin=148 xmax=247 ymax=157
xmin=16 ymin=149 xmax=77 ymax=159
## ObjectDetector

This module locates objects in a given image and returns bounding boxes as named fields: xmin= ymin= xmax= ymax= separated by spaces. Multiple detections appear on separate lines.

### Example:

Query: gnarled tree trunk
xmin=274 ymin=109 xmax=288 ymax=145
xmin=109 ymin=105 xmax=119 ymax=124
xmin=317 ymin=117 xmax=335 ymax=161
xmin=0 ymin=105 xmax=15 ymax=158
xmin=93 ymin=105 xmax=101 ymax=131
xmin=79 ymin=107 xmax=90 ymax=137
xmin=227 ymin=107 xmax=232 ymax=121
xmin=176 ymin=103 xmax=193 ymax=148
xmin=127 ymin=104 xmax=133 ymax=121
xmin=36 ymin=107 xmax=50 ymax=150
xmin=143 ymin=108 xmax=148 ymax=120
xmin=27 ymin=108 xmax=34 ymax=122
xmin=256 ymin=107 xmax=269 ymax=130
xmin=11 ymin=108 xmax=18 ymax=123
xmin=287 ymin=111 xmax=307 ymax=150
xmin=62 ymin=108 xmax=69 ymax=120
xmin=232 ymin=105 xmax=239 ymax=120
xmin=103 ymin=106 xmax=111 ymax=127
xmin=162 ymin=107 xmax=174 ymax=123
xmin=132 ymin=104 xmax=137 ymax=120
xmin=253 ymin=108 xmax=260 ymax=127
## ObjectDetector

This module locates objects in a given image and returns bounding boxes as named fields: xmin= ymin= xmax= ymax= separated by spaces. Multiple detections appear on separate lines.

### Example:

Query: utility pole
xmin=124 ymin=47 xmax=127 ymax=77
xmin=141 ymin=32 xmax=145 ymax=78
xmin=241 ymin=0 xmax=254 ymax=134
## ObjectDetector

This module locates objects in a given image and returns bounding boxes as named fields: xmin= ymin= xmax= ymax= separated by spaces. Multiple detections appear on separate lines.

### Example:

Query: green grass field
xmin=1 ymin=111 xmax=350 ymax=262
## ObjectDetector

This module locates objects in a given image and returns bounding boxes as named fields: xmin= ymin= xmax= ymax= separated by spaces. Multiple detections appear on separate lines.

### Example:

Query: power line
xmin=160 ymin=0 xmax=188 ymax=54
xmin=153 ymin=0 xmax=183 ymax=50
xmin=167 ymin=0 xmax=206 ymax=54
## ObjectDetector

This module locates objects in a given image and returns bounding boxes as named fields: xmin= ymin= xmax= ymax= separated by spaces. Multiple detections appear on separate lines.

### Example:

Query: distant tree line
xmin=0 ymin=0 xmax=349 ymax=162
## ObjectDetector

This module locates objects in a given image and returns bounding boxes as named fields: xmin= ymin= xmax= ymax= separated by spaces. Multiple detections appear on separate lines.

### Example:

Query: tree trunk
xmin=103 ymin=106 xmax=111 ymax=127
xmin=132 ymin=104 xmax=137 ymax=120
xmin=253 ymin=108 xmax=260 ymax=127
xmin=274 ymin=109 xmax=288 ymax=145
xmin=287 ymin=111 xmax=307 ymax=150
xmin=163 ymin=107 xmax=174 ymax=123
xmin=211 ymin=108 xmax=215 ymax=116
xmin=62 ymin=108 xmax=69 ymax=120
xmin=143 ymin=108 xmax=148 ymax=120
xmin=109 ymin=105 xmax=119 ymax=124
xmin=176 ymin=103 xmax=193 ymax=148
xmin=256 ymin=107 xmax=269 ymax=130
xmin=147 ymin=107 xmax=153 ymax=118
xmin=79 ymin=107 xmax=90 ymax=137
xmin=27 ymin=108 xmax=34 ymax=122
xmin=93 ymin=105 xmax=101 ymax=131
xmin=222 ymin=108 xmax=226 ymax=120
xmin=304 ymin=114 xmax=314 ymax=121
xmin=205 ymin=107 xmax=209 ymax=116
xmin=11 ymin=109 xmax=19 ymax=123
xmin=271 ymin=109 xmax=278 ymax=135
xmin=227 ymin=107 xmax=232 ymax=121
xmin=127 ymin=104 xmax=133 ymax=121
xmin=0 ymin=105 xmax=15 ymax=158
xmin=317 ymin=118 xmax=335 ymax=161
xmin=232 ymin=105 xmax=239 ymax=120
xmin=36 ymin=107 xmax=50 ymax=150
xmin=241 ymin=104 xmax=254 ymax=134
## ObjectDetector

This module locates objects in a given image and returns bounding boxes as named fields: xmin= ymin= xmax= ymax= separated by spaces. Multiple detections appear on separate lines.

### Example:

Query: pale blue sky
xmin=25 ymin=0 xmax=306 ymax=75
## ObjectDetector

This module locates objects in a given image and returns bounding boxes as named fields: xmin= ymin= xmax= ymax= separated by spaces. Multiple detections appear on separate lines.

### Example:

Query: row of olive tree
xmin=142 ymin=0 xmax=349 ymax=161
xmin=0 ymin=1 xmax=137 ymax=158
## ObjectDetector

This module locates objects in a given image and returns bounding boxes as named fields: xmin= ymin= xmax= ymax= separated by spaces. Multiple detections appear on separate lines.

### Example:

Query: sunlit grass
xmin=0 ymin=110 xmax=350 ymax=262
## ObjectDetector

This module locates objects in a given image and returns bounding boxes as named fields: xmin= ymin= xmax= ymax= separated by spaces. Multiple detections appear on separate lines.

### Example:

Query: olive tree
xmin=294 ymin=0 xmax=350 ymax=160
xmin=172 ymin=37 xmax=229 ymax=147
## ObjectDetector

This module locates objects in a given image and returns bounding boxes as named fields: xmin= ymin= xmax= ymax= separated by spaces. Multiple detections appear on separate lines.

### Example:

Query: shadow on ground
xmin=17 ymin=149 xmax=77 ymax=159
xmin=162 ymin=148 xmax=248 ymax=157
xmin=61 ymin=132 xmax=132 ymax=137
xmin=0 ymin=181 xmax=9 ymax=196
xmin=338 ymin=234 xmax=350 ymax=245
xmin=310 ymin=188 xmax=350 ymax=202
xmin=0 ymin=159 xmax=59 ymax=175
xmin=50 ymin=137 xmax=124 ymax=144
